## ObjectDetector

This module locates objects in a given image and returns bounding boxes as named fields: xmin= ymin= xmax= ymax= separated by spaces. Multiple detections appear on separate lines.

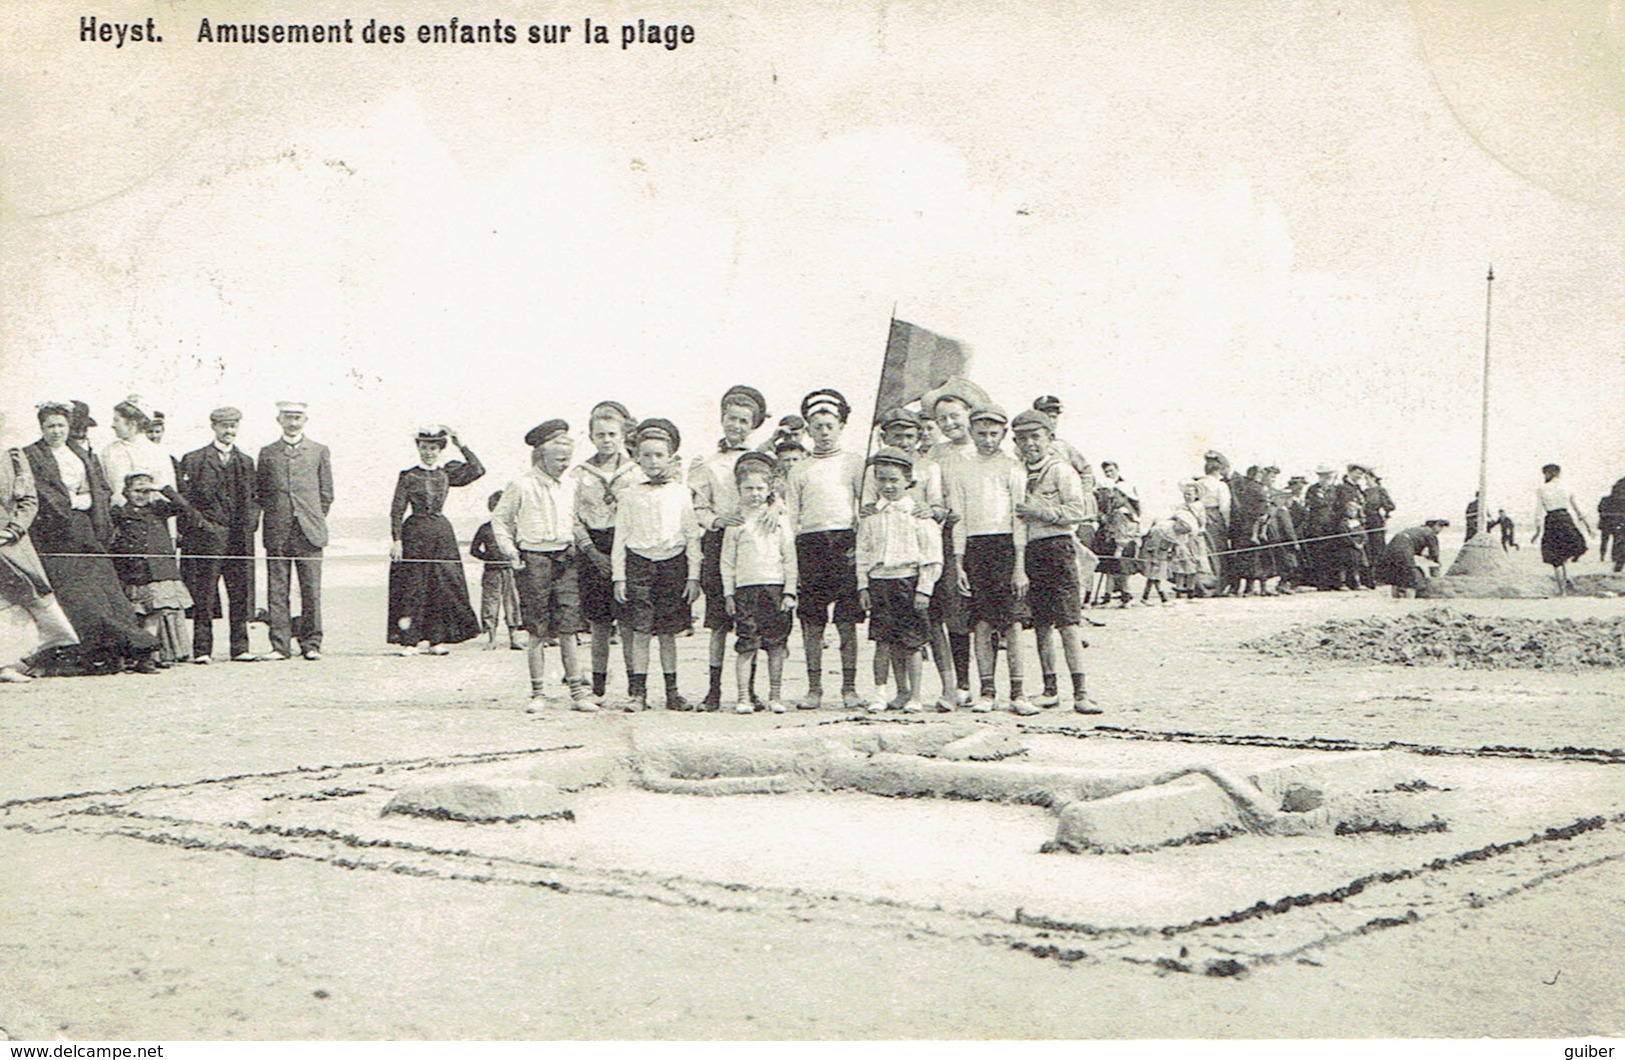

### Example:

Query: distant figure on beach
xmin=1375 ymin=519 xmax=1449 ymax=598
xmin=1531 ymin=463 xmax=1591 ymax=594
xmin=1487 ymin=509 xmax=1517 ymax=552
xmin=1599 ymin=477 xmax=1625 ymax=573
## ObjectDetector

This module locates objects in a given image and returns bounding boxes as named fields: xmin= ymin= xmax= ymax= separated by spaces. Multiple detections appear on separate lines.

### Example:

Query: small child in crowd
xmin=612 ymin=418 xmax=702 ymax=711
xmin=110 ymin=472 xmax=196 ymax=670
xmin=721 ymin=451 xmax=796 ymax=714
xmin=470 ymin=490 xmax=525 ymax=651
xmin=855 ymin=447 xmax=941 ymax=713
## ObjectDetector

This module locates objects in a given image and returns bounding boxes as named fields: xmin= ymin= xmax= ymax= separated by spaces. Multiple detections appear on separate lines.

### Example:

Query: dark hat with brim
xmin=721 ymin=385 xmax=769 ymax=429
xmin=733 ymin=450 xmax=777 ymax=479
xmin=633 ymin=417 xmax=682 ymax=453
xmin=868 ymin=445 xmax=914 ymax=474
xmin=1010 ymin=409 xmax=1053 ymax=434
xmin=800 ymin=388 xmax=850 ymax=423
xmin=879 ymin=406 xmax=921 ymax=430
xmin=968 ymin=402 xmax=1009 ymax=426
xmin=1033 ymin=394 xmax=1063 ymax=414
xmin=524 ymin=419 xmax=570 ymax=448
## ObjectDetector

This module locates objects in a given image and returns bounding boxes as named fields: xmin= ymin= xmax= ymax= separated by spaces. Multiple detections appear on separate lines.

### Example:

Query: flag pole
xmin=859 ymin=307 xmax=898 ymax=506
xmin=1477 ymin=265 xmax=1493 ymax=536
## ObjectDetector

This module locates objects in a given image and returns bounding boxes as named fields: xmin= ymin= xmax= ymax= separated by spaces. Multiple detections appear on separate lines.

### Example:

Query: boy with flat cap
xmin=721 ymin=450 xmax=796 ymax=714
xmin=493 ymin=419 xmax=594 ymax=712
xmin=690 ymin=384 xmax=769 ymax=710
xmin=1011 ymin=409 xmax=1098 ymax=714
xmin=178 ymin=406 xmax=260 ymax=663
xmin=613 ymin=418 xmax=703 ymax=711
xmin=949 ymin=402 xmax=1033 ymax=715
xmin=783 ymin=388 xmax=868 ymax=710
xmin=856 ymin=446 xmax=942 ymax=714
xmin=255 ymin=401 xmax=332 ymax=661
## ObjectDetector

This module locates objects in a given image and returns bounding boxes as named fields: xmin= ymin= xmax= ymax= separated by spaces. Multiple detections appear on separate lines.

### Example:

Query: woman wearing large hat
xmin=386 ymin=425 xmax=486 ymax=653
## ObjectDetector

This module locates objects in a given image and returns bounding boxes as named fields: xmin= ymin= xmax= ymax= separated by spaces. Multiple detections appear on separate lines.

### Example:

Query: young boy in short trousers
xmin=470 ymin=490 xmax=525 ymax=650
xmin=612 ymin=418 xmax=702 ymax=711
xmin=949 ymin=403 xmax=1034 ymax=715
xmin=691 ymin=384 xmax=769 ymax=710
xmin=492 ymin=419 xmax=594 ymax=712
xmin=857 ymin=447 xmax=942 ymax=714
xmin=721 ymin=451 xmax=796 ymax=714
xmin=572 ymin=400 xmax=639 ymax=698
xmin=861 ymin=407 xmax=943 ymax=708
xmin=783 ymin=388 xmax=867 ymax=710
xmin=1011 ymin=410 xmax=1099 ymax=714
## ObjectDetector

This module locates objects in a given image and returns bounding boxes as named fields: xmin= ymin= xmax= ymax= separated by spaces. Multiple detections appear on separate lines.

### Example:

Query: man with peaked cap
xmin=255 ymin=401 xmax=333 ymax=661
xmin=177 ymin=406 xmax=260 ymax=663
xmin=689 ymin=384 xmax=768 ymax=710
xmin=1304 ymin=464 xmax=1340 ymax=589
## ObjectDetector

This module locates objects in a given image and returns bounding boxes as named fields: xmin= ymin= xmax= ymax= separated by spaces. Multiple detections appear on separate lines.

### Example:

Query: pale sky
xmin=3 ymin=0 xmax=1622 ymax=537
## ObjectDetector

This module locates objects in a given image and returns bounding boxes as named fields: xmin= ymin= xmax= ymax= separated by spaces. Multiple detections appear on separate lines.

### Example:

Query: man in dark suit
xmin=177 ymin=406 xmax=260 ymax=664
xmin=255 ymin=401 xmax=333 ymax=661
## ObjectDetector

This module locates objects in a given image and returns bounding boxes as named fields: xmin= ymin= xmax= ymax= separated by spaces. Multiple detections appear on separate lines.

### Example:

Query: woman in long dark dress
xmin=387 ymin=426 xmax=485 ymax=654
xmin=1531 ymin=463 xmax=1591 ymax=594
xmin=22 ymin=403 xmax=158 ymax=674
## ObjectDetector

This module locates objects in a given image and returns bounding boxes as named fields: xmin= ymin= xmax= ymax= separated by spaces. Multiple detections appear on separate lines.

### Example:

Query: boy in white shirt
xmin=949 ymin=403 xmax=1033 ymax=715
xmin=612 ymin=418 xmax=702 ymax=711
xmin=492 ymin=419 xmax=593 ymax=713
xmin=856 ymin=447 xmax=942 ymax=714
xmin=783 ymin=388 xmax=867 ymax=710
xmin=721 ymin=451 xmax=796 ymax=714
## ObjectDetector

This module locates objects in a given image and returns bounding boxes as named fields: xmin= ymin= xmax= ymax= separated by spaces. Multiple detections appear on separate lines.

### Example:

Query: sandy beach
xmin=3 ymin=544 xmax=1624 ymax=1039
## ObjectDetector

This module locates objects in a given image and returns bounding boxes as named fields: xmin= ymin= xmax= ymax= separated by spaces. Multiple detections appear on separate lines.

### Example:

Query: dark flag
xmin=873 ymin=319 xmax=969 ymax=421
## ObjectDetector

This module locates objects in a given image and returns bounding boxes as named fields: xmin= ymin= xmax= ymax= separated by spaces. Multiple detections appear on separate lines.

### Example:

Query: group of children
xmin=473 ymin=381 xmax=1100 ymax=717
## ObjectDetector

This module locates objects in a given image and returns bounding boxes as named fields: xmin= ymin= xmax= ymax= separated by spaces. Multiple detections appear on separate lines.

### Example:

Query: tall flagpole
xmin=1478 ymin=265 xmax=1493 ymax=536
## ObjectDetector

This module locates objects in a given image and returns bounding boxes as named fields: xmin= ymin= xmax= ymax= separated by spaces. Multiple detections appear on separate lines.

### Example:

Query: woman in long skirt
xmin=0 ymin=415 xmax=80 ymax=681
xmin=1532 ymin=463 xmax=1591 ymax=594
xmin=23 ymin=403 xmax=159 ymax=674
xmin=387 ymin=426 xmax=485 ymax=653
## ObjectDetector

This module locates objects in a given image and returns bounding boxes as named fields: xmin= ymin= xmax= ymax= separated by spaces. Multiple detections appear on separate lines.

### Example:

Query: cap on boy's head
xmin=733 ymin=450 xmax=777 ymax=480
xmin=1287 ymin=475 xmax=1307 ymax=486
xmin=589 ymin=400 xmax=634 ymax=426
xmin=414 ymin=424 xmax=450 ymax=444
xmin=1033 ymin=395 xmax=1063 ymax=415
xmin=968 ymin=403 xmax=1009 ymax=426
xmin=524 ymin=419 xmax=570 ymax=448
xmin=209 ymin=406 xmax=242 ymax=426
xmin=778 ymin=414 xmax=804 ymax=431
xmin=721 ymin=385 xmax=768 ymax=429
xmin=800 ymin=388 xmax=850 ymax=423
xmin=633 ymin=417 xmax=681 ymax=453
xmin=1010 ymin=409 xmax=1053 ymax=434
xmin=1425 ymin=518 xmax=1451 ymax=528
xmin=921 ymin=377 xmax=990 ymax=414
xmin=868 ymin=446 xmax=914 ymax=474
xmin=275 ymin=401 xmax=308 ymax=414
xmin=68 ymin=400 xmax=96 ymax=431
xmin=1315 ymin=463 xmax=1335 ymax=475
xmin=879 ymin=406 xmax=921 ymax=430
xmin=487 ymin=489 xmax=505 ymax=510
xmin=773 ymin=435 xmax=807 ymax=455
xmin=1347 ymin=462 xmax=1370 ymax=475
xmin=150 ymin=410 xmax=165 ymax=424
xmin=123 ymin=471 xmax=155 ymax=491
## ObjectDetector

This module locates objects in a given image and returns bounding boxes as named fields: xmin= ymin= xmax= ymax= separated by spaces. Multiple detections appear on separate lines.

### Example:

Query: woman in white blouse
xmin=1532 ymin=463 xmax=1592 ymax=594
xmin=100 ymin=396 xmax=175 ymax=505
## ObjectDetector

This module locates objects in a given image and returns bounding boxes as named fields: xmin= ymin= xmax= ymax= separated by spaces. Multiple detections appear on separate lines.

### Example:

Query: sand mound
xmin=1248 ymin=608 xmax=1625 ymax=670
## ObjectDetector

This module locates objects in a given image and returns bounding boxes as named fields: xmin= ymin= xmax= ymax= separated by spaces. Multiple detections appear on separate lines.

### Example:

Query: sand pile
xmin=1247 ymin=608 xmax=1625 ymax=670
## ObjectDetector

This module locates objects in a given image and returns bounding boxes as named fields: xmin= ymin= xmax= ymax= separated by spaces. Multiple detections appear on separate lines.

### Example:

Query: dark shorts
xmin=795 ymin=530 xmax=865 ymax=627
xmin=733 ymin=583 xmax=792 ymax=654
xmin=699 ymin=529 xmax=732 ymax=632
xmin=515 ymin=549 xmax=585 ymax=638
xmin=963 ymin=534 xmax=1017 ymax=629
xmin=868 ymin=575 xmax=929 ymax=652
xmin=1025 ymin=534 xmax=1081 ymax=628
xmin=623 ymin=551 xmax=692 ymax=637
xmin=580 ymin=528 xmax=618 ymax=625
xmin=930 ymin=523 xmax=968 ymax=635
